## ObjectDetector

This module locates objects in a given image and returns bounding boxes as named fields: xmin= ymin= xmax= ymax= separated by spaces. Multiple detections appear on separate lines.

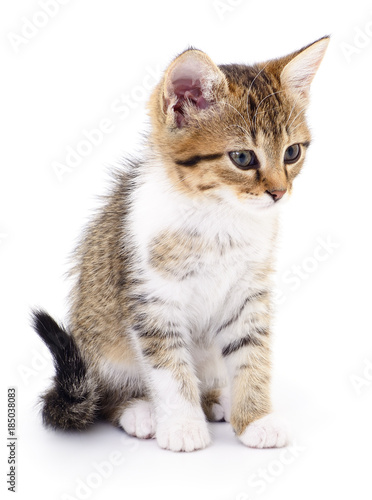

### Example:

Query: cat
xmin=33 ymin=36 xmax=329 ymax=452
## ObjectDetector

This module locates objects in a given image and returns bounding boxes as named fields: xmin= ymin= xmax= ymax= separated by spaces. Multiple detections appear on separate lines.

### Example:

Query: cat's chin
xmin=243 ymin=192 xmax=289 ymax=214
xmin=242 ymin=196 xmax=285 ymax=215
xmin=245 ymin=199 xmax=276 ymax=211
xmin=217 ymin=189 xmax=287 ymax=214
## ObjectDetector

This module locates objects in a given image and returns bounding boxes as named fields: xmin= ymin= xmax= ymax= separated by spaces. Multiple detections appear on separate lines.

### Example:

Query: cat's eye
xmin=229 ymin=150 xmax=259 ymax=170
xmin=284 ymin=144 xmax=301 ymax=164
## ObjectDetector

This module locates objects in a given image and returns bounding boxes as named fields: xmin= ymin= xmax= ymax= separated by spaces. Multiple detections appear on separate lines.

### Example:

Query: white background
xmin=1 ymin=0 xmax=372 ymax=499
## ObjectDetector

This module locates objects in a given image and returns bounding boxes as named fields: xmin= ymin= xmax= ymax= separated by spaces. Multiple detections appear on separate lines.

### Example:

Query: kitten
xmin=33 ymin=37 xmax=329 ymax=452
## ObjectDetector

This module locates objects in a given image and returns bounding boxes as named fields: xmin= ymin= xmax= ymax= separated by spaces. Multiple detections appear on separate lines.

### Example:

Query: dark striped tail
xmin=32 ymin=310 xmax=99 ymax=430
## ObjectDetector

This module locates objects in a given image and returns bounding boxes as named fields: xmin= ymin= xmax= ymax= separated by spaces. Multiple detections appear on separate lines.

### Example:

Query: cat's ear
xmin=162 ymin=49 xmax=228 ymax=128
xmin=280 ymin=36 xmax=330 ymax=102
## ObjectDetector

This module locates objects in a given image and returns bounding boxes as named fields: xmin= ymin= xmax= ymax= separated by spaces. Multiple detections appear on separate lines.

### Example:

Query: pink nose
xmin=267 ymin=189 xmax=287 ymax=202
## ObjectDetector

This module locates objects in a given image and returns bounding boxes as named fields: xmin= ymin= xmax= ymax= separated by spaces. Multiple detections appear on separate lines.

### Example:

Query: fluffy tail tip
xmin=32 ymin=309 xmax=98 ymax=431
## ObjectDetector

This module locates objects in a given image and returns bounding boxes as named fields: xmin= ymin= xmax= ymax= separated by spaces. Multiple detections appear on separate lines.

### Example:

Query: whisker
xmin=284 ymin=90 xmax=305 ymax=128
xmin=223 ymin=124 xmax=251 ymax=137
xmin=255 ymin=105 xmax=281 ymax=116
xmin=253 ymin=90 xmax=285 ymax=128
xmin=290 ymin=119 xmax=307 ymax=132
xmin=246 ymin=63 xmax=270 ymax=125
xmin=284 ymin=102 xmax=296 ymax=128
xmin=288 ymin=107 xmax=307 ymax=129
xmin=221 ymin=102 xmax=251 ymax=134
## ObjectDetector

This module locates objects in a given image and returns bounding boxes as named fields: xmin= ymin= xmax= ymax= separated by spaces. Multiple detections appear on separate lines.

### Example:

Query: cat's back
xmin=68 ymin=169 xmax=135 ymax=348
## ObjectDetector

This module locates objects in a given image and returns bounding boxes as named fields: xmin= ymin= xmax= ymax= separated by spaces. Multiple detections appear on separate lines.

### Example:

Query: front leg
xmin=218 ymin=290 xmax=288 ymax=448
xmin=130 ymin=303 xmax=210 ymax=452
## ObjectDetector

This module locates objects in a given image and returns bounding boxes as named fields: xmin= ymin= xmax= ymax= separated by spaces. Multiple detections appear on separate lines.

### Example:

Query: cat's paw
xmin=209 ymin=402 xmax=225 ymax=422
xmin=119 ymin=399 xmax=156 ymax=439
xmin=156 ymin=417 xmax=211 ymax=452
xmin=238 ymin=414 xmax=288 ymax=448
xmin=219 ymin=389 xmax=231 ymax=423
xmin=206 ymin=387 xmax=231 ymax=422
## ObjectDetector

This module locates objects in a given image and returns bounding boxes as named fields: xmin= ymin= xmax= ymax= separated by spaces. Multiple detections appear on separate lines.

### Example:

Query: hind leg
xmin=101 ymin=390 xmax=156 ymax=439
xmin=102 ymin=392 xmax=156 ymax=439
xmin=118 ymin=398 xmax=156 ymax=439
xmin=97 ymin=367 xmax=156 ymax=439
xmin=194 ymin=342 xmax=231 ymax=422
xmin=202 ymin=386 xmax=231 ymax=422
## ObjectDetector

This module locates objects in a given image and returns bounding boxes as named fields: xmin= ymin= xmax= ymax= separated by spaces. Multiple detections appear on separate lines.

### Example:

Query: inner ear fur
xmin=282 ymin=37 xmax=329 ymax=100
xmin=266 ymin=36 xmax=330 ymax=103
xmin=161 ymin=49 xmax=229 ymax=128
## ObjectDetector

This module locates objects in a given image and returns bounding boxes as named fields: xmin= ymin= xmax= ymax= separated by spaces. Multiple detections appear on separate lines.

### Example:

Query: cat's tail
xmin=32 ymin=310 xmax=99 ymax=431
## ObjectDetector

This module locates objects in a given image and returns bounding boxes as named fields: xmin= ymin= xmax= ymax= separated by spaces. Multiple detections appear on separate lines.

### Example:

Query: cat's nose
xmin=267 ymin=189 xmax=287 ymax=202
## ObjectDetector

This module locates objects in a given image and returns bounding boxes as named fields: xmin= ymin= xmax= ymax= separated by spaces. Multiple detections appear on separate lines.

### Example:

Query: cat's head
xmin=148 ymin=37 xmax=329 ymax=212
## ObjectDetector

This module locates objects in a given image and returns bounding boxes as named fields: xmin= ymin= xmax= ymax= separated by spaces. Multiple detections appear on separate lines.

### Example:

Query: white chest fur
xmin=127 ymin=162 xmax=278 ymax=337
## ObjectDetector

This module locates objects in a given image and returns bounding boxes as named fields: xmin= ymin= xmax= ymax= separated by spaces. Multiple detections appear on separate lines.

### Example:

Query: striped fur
xmin=33 ymin=37 xmax=329 ymax=451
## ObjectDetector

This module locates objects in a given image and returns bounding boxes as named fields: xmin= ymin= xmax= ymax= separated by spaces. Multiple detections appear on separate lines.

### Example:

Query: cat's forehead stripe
xmin=220 ymin=64 xmax=287 ymax=139
xmin=175 ymin=153 xmax=224 ymax=167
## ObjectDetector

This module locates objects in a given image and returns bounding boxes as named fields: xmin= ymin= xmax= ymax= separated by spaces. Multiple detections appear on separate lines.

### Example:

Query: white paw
xmin=219 ymin=389 xmax=231 ymax=423
xmin=210 ymin=403 xmax=225 ymax=422
xmin=238 ymin=414 xmax=288 ymax=448
xmin=156 ymin=417 xmax=211 ymax=452
xmin=119 ymin=400 xmax=156 ymax=439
